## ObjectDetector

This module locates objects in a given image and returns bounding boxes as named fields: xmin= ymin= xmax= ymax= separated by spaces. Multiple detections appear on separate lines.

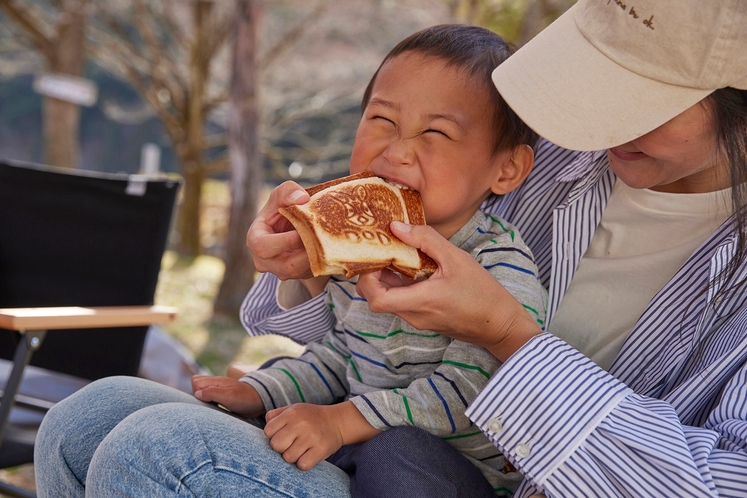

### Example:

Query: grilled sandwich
xmin=279 ymin=172 xmax=438 ymax=279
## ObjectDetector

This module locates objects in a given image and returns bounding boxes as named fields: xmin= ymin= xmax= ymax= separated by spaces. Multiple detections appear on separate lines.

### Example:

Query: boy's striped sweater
xmin=241 ymin=210 xmax=547 ymax=495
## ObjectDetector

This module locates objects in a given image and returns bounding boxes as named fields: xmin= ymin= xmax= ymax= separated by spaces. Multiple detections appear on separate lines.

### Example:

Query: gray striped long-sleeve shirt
xmin=241 ymin=210 xmax=547 ymax=494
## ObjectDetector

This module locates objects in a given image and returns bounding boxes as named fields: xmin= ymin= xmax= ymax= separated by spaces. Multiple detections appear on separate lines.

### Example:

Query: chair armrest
xmin=0 ymin=305 xmax=178 ymax=332
xmin=0 ymin=305 xmax=177 ymax=450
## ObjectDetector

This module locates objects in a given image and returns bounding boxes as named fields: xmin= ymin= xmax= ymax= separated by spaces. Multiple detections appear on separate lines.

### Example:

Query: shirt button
xmin=487 ymin=418 xmax=503 ymax=433
xmin=515 ymin=443 xmax=531 ymax=458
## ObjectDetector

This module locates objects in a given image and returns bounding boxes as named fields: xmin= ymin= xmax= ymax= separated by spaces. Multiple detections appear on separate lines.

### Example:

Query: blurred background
xmin=0 ymin=0 xmax=573 ymax=490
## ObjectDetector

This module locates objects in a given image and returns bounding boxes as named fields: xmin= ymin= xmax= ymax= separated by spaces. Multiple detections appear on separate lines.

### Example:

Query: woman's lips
xmin=609 ymin=147 xmax=647 ymax=161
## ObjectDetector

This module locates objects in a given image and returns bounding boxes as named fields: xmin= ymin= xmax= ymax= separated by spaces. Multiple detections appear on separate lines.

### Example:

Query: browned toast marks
xmin=279 ymin=172 xmax=437 ymax=279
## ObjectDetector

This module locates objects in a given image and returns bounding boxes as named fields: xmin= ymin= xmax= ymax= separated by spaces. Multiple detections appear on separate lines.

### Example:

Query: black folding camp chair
xmin=0 ymin=159 xmax=181 ymax=497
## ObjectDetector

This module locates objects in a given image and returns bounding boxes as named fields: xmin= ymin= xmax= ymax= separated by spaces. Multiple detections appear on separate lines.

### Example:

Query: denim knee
xmin=87 ymin=402 xmax=351 ymax=498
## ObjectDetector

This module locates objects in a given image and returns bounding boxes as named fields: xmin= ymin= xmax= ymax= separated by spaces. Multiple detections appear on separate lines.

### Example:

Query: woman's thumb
xmin=390 ymin=221 xmax=448 ymax=264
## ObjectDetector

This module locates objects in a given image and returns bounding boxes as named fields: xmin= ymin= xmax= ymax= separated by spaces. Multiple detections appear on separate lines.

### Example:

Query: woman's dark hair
xmin=707 ymin=88 xmax=747 ymax=302
xmin=361 ymin=24 xmax=538 ymax=156
xmin=678 ymin=88 xmax=747 ymax=359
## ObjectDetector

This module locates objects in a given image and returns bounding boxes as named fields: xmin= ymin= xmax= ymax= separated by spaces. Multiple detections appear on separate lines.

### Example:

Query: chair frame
xmin=0 ymin=306 xmax=177 ymax=498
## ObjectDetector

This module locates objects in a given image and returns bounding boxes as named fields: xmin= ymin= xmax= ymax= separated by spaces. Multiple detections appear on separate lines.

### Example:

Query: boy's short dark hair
xmin=362 ymin=24 xmax=539 ymax=155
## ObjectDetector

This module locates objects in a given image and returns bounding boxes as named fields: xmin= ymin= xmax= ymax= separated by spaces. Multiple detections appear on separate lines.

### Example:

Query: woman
xmin=242 ymin=0 xmax=747 ymax=496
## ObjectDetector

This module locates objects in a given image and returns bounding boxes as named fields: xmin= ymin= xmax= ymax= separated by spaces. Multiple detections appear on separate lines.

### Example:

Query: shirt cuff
xmin=276 ymin=279 xmax=313 ymax=310
xmin=240 ymin=372 xmax=285 ymax=411
xmin=466 ymin=333 xmax=632 ymax=487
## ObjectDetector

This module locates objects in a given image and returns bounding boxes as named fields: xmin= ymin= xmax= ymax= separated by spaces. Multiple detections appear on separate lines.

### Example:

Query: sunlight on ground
xmin=0 ymin=465 xmax=34 ymax=496
xmin=155 ymin=250 xmax=304 ymax=376
xmin=153 ymin=181 xmax=302 ymax=375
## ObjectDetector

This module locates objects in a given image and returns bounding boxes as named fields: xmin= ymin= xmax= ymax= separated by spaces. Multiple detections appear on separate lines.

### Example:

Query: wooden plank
xmin=0 ymin=306 xmax=178 ymax=332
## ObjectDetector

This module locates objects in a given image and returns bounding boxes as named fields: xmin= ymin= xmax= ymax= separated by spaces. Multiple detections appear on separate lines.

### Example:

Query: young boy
xmin=194 ymin=24 xmax=545 ymax=495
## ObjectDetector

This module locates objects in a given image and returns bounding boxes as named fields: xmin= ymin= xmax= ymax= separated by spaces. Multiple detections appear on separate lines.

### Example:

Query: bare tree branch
xmin=259 ymin=2 xmax=328 ymax=71
xmin=0 ymin=0 xmax=54 ymax=59
xmin=203 ymin=7 xmax=232 ymax=62
xmin=202 ymin=133 xmax=227 ymax=150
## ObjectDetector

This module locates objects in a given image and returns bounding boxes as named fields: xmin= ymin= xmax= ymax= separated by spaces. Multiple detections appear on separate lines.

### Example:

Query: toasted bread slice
xmin=279 ymin=172 xmax=438 ymax=279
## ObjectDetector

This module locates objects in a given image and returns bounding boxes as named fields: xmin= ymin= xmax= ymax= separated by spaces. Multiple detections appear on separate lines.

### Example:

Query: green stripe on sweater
xmin=324 ymin=341 xmax=349 ymax=359
xmin=441 ymin=360 xmax=490 ymax=379
xmin=348 ymin=358 xmax=362 ymax=382
xmin=277 ymin=368 xmax=305 ymax=402
xmin=356 ymin=329 xmax=440 ymax=339
xmin=522 ymin=304 xmax=545 ymax=325
xmin=442 ymin=430 xmax=482 ymax=440
xmin=487 ymin=214 xmax=515 ymax=242
xmin=393 ymin=389 xmax=414 ymax=425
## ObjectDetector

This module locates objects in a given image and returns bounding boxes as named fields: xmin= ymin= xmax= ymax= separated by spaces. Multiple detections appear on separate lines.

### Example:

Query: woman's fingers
xmin=357 ymin=222 xmax=466 ymax=318
xmin=247 ymin=228 xmax=303 ymax=260
xmin=266 ymin=181 xmax=310 ymax=212
xmin=390 ymin=221 xmax=456 ymax=268
xmin=245 ymin=181 xmax=313 ymax=278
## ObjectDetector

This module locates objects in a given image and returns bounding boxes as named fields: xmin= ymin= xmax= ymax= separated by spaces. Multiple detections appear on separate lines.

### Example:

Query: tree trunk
xmin=213 ymin=0 xmax=263 ymax=318
xmin=172 ymin=0 xmax=213 ymax=257
xmin=44 ymin=0 xmax=88 ymax=168
xmin=43 ymin=98 xmax=80 ymax=168
xmin=175 ymin=153 xmax=205 ymax=256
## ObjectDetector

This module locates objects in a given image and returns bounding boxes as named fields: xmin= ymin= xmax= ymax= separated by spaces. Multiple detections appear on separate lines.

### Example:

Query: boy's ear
xmin=490 ymin=145 xmax=534 ymax=195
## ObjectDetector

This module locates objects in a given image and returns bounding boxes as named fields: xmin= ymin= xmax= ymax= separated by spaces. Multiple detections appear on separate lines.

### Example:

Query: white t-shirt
xmin=547 ymin=180 xmax=732 ymax=370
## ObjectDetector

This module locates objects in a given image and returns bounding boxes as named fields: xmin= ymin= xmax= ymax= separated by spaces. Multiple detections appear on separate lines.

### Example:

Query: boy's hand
xmin=246 ymin=181 xmax=313 ymax=280
xmin=264 ymin=401 xmax=380 ymax=471
xmin=192 ymin=375 xmax=266 ymax=418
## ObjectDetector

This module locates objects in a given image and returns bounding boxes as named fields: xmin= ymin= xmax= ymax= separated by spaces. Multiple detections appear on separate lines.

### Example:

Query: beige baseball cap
xmin=492 ymin=0 xmax=747 ymax=151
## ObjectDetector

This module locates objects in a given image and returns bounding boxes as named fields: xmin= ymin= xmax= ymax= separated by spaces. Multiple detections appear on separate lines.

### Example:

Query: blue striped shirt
xmin=241 ymin=139 xmax=747 ymax=496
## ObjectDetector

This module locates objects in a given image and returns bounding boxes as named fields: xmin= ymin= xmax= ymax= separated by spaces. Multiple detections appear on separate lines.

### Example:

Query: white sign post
xmin=33 ymin=73 xmax=99 ymax=107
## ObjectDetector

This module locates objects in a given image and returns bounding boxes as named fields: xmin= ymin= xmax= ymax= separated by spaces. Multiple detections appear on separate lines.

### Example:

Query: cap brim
xmin=493 ymin=5 xmax=712 ymax=151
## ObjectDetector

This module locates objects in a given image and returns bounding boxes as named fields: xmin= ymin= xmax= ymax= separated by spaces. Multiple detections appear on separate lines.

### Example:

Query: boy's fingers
xmin=194 ymin=387 xmax=213 ymax=401
xmin=295 ymin=448 xmax=323 ymax=471
xmin=264 ymin=406 xmax=288 ymax=427
xmin=279 ymin=439 xmax=309 ymax=465
xmin=191 ymin=375 xmax=219 ymax=394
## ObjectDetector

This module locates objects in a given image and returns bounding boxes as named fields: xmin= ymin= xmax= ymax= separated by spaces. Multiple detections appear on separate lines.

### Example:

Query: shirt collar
xmin=554 ymin=147 xmax=608 ymax=183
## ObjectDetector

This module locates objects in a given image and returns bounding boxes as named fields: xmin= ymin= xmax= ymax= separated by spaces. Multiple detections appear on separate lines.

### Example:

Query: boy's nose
xmin=382 ymin=137 xmax=415 ymax=166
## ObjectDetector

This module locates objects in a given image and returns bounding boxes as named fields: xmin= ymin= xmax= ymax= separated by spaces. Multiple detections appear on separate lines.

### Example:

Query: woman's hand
xmin=192 ymin=375 xmax=266 ymax=418
xmin=246 ymin=181 xmax=313 ymax=280
xmin=356 ymin=221 xmax=542 ymax=362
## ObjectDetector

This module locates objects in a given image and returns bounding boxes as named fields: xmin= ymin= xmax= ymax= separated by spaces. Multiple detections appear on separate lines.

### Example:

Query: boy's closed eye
xmin=424 ymin=128 xmax=450 ymax=138
xmin=372 ymin=115 xmax=395 ymax=125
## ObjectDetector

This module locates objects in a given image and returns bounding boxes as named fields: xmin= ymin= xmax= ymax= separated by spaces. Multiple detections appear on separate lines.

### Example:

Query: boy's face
xmin=350 ymin=52 xmax=510 ymax=239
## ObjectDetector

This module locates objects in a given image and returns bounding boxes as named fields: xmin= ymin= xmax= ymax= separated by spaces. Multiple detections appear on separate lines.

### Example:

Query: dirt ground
xmin=0 ymin=464 xmax=34 ymax=496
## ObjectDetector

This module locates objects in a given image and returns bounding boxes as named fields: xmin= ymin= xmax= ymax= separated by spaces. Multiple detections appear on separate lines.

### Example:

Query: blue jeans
xmin=34 ymin=376 xmax=350 ymax=497
xmin=328 ymin=427 xmax=497 ymax=498
xmin=35 ymin=376 xmax=497 ymax=497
